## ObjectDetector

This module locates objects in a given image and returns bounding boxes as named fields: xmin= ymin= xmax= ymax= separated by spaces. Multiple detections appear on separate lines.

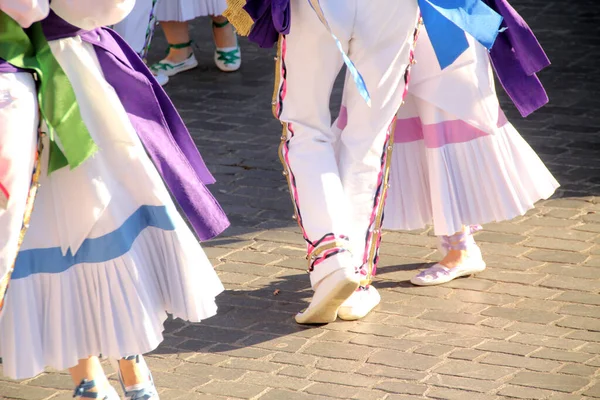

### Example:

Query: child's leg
xmin=276 ymin=0 xmax=359 ymax=323
xmin=338 ymin=2 xmax=420 ymax=286
xmin=69 ymin=357 xmax=118 ymax=399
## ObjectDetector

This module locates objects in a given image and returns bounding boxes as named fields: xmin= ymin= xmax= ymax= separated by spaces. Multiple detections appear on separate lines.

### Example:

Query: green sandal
xmin=149 ymin=40 xmax=198 ymax=77
xmin=212 ymin=19 xmax=241 ymax=72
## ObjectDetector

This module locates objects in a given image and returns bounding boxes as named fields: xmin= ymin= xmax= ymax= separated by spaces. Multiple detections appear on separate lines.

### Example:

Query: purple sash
xmin=40 ymin=12 xmax=229 ymax=241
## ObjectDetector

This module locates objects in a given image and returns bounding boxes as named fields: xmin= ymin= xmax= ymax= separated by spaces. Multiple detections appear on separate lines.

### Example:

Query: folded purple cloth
xmin=483 ymin=0 xmax=551 ymax=116
xmin=244 ymin=0 xmax=290 ymax=48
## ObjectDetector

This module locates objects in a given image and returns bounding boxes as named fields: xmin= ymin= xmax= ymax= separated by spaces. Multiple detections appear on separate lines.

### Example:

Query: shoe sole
xmin=337 ymin=297 xmax=381 ymax=321
xmin=295 ymin=274 xmax=360 ymax=325
xmin=160 ymin=60 xmax=199 ymax=77
xmin=411 ymin=263 xmax=486 ymax=286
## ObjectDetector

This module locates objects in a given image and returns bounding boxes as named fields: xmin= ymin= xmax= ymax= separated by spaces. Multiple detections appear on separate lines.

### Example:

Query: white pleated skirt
xmin=156 ymin=0 xmax=227 ymax=21
xmin=332 ymin=29 xmax=559 ymax=237
xmin=0 ymin=35 xmax=224 ymax=379
xmin=382 ymin=29 xmax=559 ymax=236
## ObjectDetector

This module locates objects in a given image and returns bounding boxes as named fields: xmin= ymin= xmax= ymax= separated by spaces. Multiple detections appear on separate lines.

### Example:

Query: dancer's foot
xmin=337 ymin=285 xmax=381 ymax=321
xmin=72 ymin=379 xmax=119 ymax=400
xmin=411 ymin=247 xmax=486 ymax=286
xmin=411 ymin=226 xmax=486 ymax=286
xmin=150 ymin=41 xmax=198 ymax=77
xmin=117 ymin=355 xmax=159 ymax=400
xmin=295 ymin=268 xmax=360 ymax=324
xmin=211 ymin=17 xmax=241 ymax=72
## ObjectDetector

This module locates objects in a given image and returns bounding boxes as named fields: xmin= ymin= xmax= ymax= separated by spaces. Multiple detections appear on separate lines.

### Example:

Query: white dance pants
xmin=0 ymin=72 xmax=38 ymax=306
xmin=274 ymin=0 xmax=420 ymax=288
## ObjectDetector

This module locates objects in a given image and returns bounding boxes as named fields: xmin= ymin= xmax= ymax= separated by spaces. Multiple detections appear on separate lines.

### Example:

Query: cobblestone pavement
xmin=3 ymin=1 xmax=600 ymax=399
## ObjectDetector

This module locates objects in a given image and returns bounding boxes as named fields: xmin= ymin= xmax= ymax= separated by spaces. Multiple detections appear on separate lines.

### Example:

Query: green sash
xmin=0 ymin=12 xmax=97 ymax=173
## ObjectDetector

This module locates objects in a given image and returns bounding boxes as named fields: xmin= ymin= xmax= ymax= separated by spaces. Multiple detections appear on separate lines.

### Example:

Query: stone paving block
xmin=480 ymin=353 xmax=562 ymax=373
xmin=152 ymin=372 xmax=211 ymax=390
xmin=351 ymin=388 xmax=389 ymax=400
xmin=350 ymin=335 xmax=419 ymax=352
xmin=509 ymin=371 xmax=589 ymax=393
xmin=197 ymin=381 xmax=267 ymax=399
xmin=311 ymin=370 xmax=379 ymax=388
xmin=271 ymin=352 xmax=317 ymax=367
xmin=413 ymin=344 xmax=456 ymax=357
xmin=475 ymin=231 xmax=526 ymax=244
xmin=319 ymin=330 xmax=359 ymax=343
xmin=368 ymin=350 xmax=442 ymax=371
xmin=208 ymin=344 xmax=274 ymax=359
xmin=567 ymin=330 xmax=600 ymax=343
xmin=221 ymin=357 xmax=282 ymax=373
xmin=488 ymin=282 xmax=561 ymax=299
xmin=450 ymin=290 xmax=519 ymax=306
xmin=240 ymin=371 xmax=310 ymax=391
xmin=556 ymin=315 xmax=600 ymax=332
xmin=216 ymin=262 xmax=284 ymax=277
xmin=524 ymin=237 xmax=594 ymax=252
xmin=510 ymin=333 xmax=586 ymax=351
xmin=421 ymin=310 xmax=487 ymax=325
xmin=424 ymin=387 xmax=497 ymax=400
xmin=174 ymin=363 xmax=247 ymax=380
xmin=315 ymin=358 xmax=362 ymax=373
xmin=346 ymin=322 xmax=412 ymax=338
xmin=278 ymin=366 xmax=314 ymax=379
xmin=476 ymin=340 xmax=540 ymax=356
xmin=540 ymin=264 xmax=600 ymax=280
xmin=540 ymin=275 xmax=600 ymax=292
xmin=526 ymin=249 xmax=588 ymax=264
xmin=303 ymin=382 xmax=362 ymax=398
xmin=448 ymin=349 xmax=487 ymax=361
xmin=558 ymin=363 xmax=597 ymax=376
xmin=175 ymin=324 xmax=251 ymax=344
xmin=224 ymin=250 xmax=285 ymax=265
xmin=480 ymin=254 xmax=544 ymax=271
xmin=531 ymin=227 xmax=597 ymax=241
xmin=497 ymin=385 xmax=557 ymax=399
xmin=477 ymin=269 xmax=547 ymax=285
xmin=374 ymin=381 xmax=428 ymax=395
xmin=258 ymin=389 xmax=322 ymax=400
xmin=425 ymin=373 xmax=502 ymax=393
xmin=355 ymin=365 xmax=427 ymax=381
xmin=515 ymin=298 xmax=565 ymax=312
xmin=26 ymin=374 xmax=73 ymax=390
xmin=481 ymin=306 xmax=562 ymax=324
xmin=443 ymin=277 xmax=496 ymax=291
xmin=530 ymin=348 xmax=594 ymax=363
xmin=303 ymin=342 xmax=374 ymax=361
xmin=555 ymin=291 xmax=600 ymax=306
xmin=0 ymin=383 xmax=58 ymax=400
xmin=584 ymin=382 xmax=600 ymax=398
xmin=433 ymin=360 xmax=518 ymax=380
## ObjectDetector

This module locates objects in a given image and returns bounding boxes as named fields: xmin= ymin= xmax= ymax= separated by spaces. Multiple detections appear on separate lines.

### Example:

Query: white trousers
xmin=112 ymin=0 xmax=160 ymax=56
xmin=275 ymin=0 xmax=419 ymax=288
xmin=0 ymin=72 xmax=38 ymax=304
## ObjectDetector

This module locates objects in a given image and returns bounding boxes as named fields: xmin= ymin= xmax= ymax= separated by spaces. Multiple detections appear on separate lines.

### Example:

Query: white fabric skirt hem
xmin=0 ymin=226 xmax=224 ymax=380
xmin=384 ymin=124 xmax=559 ymax=236
xmin=156 ymin=0 xmax=227 ymax=21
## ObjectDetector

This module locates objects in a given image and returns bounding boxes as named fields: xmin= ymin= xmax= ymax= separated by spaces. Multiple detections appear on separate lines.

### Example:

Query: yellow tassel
xmin=224 ymin=0 xmax=254 ymax=37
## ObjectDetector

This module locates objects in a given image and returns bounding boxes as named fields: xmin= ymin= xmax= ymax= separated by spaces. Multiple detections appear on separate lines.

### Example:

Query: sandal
xmin=150 ymin=41 xmax=198 ymax=78
xmin=73 ymin=379 xmax=119 ymax=400
xmin=212 ymin=19 xmax=241 ymax=72
xmin=116 ymin=355 xmax=159 ymax=400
